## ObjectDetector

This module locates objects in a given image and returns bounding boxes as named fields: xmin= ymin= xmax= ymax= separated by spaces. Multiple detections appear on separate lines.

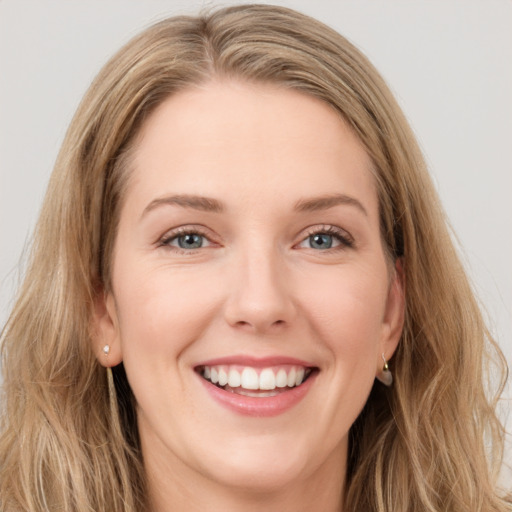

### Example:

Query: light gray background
xmin=1 ymin=0 xmax=511 ymax=483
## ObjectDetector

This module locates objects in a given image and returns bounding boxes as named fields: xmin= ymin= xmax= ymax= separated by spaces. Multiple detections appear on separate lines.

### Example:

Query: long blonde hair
xmin=1 ymin=5 xmax=509 ymax=511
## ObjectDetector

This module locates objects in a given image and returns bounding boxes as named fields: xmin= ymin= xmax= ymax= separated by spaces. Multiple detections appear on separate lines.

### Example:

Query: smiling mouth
xmin=195 ymin=364 xmax=316 ymax=397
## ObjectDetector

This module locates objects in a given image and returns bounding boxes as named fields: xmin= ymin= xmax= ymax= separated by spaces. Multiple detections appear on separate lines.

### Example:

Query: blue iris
xmin=177 ymin=233 xmax=203 ymax=249
xmin=309 ymin=233 xmax=333 ymax=249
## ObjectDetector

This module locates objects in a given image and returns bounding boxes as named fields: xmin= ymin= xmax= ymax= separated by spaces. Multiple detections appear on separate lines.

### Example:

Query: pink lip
xmin=195 ymin=357 xmax=318 ymax=417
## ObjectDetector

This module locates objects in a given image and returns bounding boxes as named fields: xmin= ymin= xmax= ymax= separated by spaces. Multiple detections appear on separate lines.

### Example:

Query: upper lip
xmin=194 ymin=355 xmax=317 ymax=369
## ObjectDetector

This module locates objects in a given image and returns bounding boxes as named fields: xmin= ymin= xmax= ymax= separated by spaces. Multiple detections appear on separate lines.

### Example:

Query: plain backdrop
xmin=1 ymin=0 xmax=511 ymax=481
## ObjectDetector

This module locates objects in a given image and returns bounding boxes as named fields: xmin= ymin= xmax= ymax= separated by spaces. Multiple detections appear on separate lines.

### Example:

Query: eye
xmin=301 ymin=233 xmax=339 ymax=251
xmin=173 ymin=233 xmax=205 ymax=249
xmin=297 ymin=226 xmax=354 ymax=251
xmin=159 ymin=227 xmax=213 ymax=252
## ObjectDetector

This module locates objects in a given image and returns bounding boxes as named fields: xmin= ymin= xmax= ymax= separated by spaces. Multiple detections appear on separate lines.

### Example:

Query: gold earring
xmin=106 ymin=367 xmax=123 ymax=436
xmin=102 ymin=345 xmax=121 ymax=431
xmin=376 ymin=353 xmax=393 ymax=387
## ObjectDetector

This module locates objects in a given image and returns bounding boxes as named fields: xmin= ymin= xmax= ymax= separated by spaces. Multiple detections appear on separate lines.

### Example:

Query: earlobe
xmin=90 ymin=289 xmax=123 ymax=367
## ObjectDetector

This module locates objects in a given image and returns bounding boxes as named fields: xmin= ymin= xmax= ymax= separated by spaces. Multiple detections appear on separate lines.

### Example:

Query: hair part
xmin=1 ymin=4 xmax=509 ymax=511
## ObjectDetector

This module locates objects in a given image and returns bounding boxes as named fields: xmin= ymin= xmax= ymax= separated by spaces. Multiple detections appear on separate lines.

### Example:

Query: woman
xmin=0 ymin=4 xmax=509 ymax=511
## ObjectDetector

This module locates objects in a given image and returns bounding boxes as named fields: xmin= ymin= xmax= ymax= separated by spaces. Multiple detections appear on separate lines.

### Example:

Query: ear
xmin=90 ymin=288 xmax=123 ymax=368
xmin=377 ymin=258 xmax=405 ymax=373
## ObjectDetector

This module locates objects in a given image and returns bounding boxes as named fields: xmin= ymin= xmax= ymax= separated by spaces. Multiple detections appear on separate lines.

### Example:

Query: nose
xmin=223 ymin=243 xmax=297 ymax=334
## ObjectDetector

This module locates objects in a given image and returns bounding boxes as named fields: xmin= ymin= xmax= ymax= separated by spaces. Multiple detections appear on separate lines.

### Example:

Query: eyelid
xmin=296 ymin=224 xmax=355 ymax=249
xmin=157 ymin=225 xmax=218 ymax=249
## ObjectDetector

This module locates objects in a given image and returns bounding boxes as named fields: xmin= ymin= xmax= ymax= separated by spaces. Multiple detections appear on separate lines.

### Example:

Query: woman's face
xmin=94 ymin=81 xmax=404 ymax=498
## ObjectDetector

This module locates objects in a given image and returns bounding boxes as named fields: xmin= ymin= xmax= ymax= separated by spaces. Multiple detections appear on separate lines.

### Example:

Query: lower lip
xmin=197 ymin=372 xmax=317 ymax=417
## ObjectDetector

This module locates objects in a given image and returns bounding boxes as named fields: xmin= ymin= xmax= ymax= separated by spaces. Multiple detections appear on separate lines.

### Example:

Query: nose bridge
xmin=224 ymin=236 xmax=295 ymax=332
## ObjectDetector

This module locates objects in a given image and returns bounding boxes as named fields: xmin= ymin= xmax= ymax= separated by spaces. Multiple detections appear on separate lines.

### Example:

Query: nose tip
xmin=223 ymin=255 xmax=296 ymax=334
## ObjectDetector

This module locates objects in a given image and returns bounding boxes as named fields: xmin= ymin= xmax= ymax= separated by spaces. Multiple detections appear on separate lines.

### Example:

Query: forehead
xmin=128 ymin=80 xmax=377 ymax=217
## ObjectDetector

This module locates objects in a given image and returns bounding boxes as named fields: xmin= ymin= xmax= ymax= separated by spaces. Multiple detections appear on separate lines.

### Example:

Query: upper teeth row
xmin=202 ymin=365 xmax=308 ymax=390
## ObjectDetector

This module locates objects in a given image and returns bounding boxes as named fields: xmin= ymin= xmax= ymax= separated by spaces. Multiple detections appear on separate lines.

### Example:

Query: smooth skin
xmin=93 ymin=81 xmax=405 ymax=512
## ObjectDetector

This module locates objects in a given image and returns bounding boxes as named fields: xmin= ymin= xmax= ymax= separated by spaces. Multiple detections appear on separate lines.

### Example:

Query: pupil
xmin=311 ymin=234 xmax=332 ymax=249
xmin=179 ymin=234 xmax=202 ymax=249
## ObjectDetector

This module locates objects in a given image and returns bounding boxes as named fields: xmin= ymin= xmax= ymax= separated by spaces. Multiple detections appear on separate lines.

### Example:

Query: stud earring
xmin=103 ymin=345 xmax=110 ymax=355
xmin=376 ymin=353 xmax=393 ymax=387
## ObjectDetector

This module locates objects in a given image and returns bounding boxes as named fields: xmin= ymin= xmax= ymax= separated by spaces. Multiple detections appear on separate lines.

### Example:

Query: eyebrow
xmin=141 ymin=192 xmax=367 ymax=218
xmin=294 ymin=194 xmax=368 ymax=216
xmin=142 ymin=194 xmax=224 ymax=217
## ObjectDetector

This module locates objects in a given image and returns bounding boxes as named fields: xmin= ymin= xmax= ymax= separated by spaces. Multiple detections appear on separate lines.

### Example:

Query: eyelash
xmin=157 ymin=224 xmax=355 ymax=253
xmin=301 ymin=225 xmax=355 ymax=250
xmin=158 ymin=226 xmax=214 ymax=254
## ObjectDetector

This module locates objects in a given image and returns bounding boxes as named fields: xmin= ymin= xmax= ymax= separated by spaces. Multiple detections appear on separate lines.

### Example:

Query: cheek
xmin=299 ymin=263 xmax=388 ymax=359
xmin=287 ymin=263 xmax=389 ymax=442
xmin=113 ymin=266 xmax=221 ymax=361
xmin=111 ymin=268 xmax=224 ymax=419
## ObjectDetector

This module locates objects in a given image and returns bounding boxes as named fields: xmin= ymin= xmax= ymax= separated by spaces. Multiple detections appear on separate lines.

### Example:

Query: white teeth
xmin=275 ymin=369 xmax=288 ymax=388
xmin=295 ymin=367 xmax=305 ymax=386
xmin=200 ymin=364 xmax=312 ymax=391
xmin=287 ymin=367 xmax=296 ymax=387
xmin=218 ymin=368 xmax=228 ymax=386
xmin=228 ymin=368 xmax=241 ymax=388
xmin=241 ymin=367 xmax=259 ymax=390
xmin=259 ymin=368 xmax=276 ymax=390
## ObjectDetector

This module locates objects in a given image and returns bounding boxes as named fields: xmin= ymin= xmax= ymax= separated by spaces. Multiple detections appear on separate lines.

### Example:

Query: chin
xmin=195 ymin=434 xmax=320 ymax=493
xmin=212 ymin=458 xmax=309 ymax=494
